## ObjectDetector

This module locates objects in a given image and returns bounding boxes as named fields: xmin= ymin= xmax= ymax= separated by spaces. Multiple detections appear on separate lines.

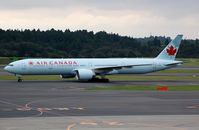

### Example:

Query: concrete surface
xmin=0 ymin=80 xmax=199 ymax=117
xmin=1 ymin=115 xmax=199 ymax=130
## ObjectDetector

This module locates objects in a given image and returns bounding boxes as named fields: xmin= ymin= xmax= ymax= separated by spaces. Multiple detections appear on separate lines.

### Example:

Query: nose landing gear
xmin=15 ymin=74 xmax=23 ymax=82
xmin=17 ymin=78 xmax=22 ymax=82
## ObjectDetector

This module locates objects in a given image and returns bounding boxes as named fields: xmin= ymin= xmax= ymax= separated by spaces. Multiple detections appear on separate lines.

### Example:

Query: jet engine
xmin=75 ymin=69 xmax=95 ymax=81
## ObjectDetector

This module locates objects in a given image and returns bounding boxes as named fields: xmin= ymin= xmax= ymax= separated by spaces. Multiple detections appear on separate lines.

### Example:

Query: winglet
xmin=156 ymin=35 xmax=183 ymax=60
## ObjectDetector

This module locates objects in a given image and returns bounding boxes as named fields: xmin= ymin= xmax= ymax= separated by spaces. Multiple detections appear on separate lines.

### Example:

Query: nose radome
xmin=4 ymin=66 xmax=9 ymax=72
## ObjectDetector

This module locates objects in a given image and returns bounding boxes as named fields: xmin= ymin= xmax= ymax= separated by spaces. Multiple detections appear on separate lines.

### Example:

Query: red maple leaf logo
xmin=28 ymin=61 xmax=33 ymax=65
xmin=166 ymin=45 xmax=177 ymax=56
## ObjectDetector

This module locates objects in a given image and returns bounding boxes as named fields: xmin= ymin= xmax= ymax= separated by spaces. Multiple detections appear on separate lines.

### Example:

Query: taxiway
xmin=0 ymin=80 xmax=199 ymax=117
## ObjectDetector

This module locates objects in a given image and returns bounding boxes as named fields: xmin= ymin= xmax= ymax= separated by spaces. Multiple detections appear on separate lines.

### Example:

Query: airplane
xmin=4 ymin=35 xmax=183 ymax=82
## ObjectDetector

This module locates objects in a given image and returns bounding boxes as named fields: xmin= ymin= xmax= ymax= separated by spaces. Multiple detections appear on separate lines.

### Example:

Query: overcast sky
xmin=0 ymin=0 xmax=198 ymax=39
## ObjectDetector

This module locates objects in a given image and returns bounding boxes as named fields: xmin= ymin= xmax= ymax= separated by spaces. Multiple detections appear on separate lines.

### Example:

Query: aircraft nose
xmin=4 ymin=66 xmax=10 ymax=72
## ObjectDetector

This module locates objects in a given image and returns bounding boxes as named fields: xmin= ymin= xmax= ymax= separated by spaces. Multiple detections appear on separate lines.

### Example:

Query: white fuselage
xmin=4 ymin=58 xmax=177 ymax=76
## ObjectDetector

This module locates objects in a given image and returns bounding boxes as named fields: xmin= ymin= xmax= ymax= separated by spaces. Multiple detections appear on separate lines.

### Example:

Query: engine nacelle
xmin=75 ymin=69 xmax=95 ymax=81
xmin=60 ymin=74 xmax=75 ymax=78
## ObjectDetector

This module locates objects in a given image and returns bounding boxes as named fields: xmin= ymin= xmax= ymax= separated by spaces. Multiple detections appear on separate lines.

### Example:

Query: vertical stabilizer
xmin=156 ymin=35 xmax=183 ymax=60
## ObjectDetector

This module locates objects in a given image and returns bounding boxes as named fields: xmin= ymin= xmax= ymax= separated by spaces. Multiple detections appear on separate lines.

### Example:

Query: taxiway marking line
xmin=67 ymin=123 xmax=76 ymax=130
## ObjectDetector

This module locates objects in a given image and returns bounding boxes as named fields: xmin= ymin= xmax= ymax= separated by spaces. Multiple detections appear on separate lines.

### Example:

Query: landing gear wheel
xmin=88 ymin=77 xmax=99 ymax=82
xmin=17 ymin=78 xmax=22 ymax=82
xmin=89 ymin=77 xmax=110 ymax=82
xmin=15 ymin=74 xmax=23 ymax=82
xmin=101 ymin=78 xmax=109 ymax=82
xmin=100 ymin=75 xmax=109 ymax=82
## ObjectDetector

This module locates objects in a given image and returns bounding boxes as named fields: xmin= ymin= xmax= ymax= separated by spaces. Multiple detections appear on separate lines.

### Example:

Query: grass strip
xmin=107 ymin=75 xmax=199 ymax=81
xmin=157 ymin=69 xmax=199 ymax=74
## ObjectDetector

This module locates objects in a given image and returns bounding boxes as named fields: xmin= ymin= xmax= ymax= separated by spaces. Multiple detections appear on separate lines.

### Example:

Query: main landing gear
xmin=89 ymin=76 xmax=110 ymax=82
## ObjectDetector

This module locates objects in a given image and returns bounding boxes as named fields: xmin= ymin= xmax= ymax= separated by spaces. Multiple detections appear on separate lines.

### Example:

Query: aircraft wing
xmin=93 ymin=64 xmax=152 ymax=74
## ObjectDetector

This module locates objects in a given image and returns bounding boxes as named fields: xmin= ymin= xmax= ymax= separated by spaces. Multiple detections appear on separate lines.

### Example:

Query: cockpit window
xmin=8 ymin=64 xmax=14 ymax=66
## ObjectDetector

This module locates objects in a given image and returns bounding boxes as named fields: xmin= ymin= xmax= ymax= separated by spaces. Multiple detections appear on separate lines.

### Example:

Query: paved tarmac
xmin=0 ymin=80 xmax=199 ymax=118
xmin=0 ymin=68 xmax=199 ymax=130
xmin=1 ymin=115 xmax=199 ymax=130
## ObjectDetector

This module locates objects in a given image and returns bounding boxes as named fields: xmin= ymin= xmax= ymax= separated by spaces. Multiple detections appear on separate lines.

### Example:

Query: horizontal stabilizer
xmin=164 ymin=61 xmax=183 ymax=67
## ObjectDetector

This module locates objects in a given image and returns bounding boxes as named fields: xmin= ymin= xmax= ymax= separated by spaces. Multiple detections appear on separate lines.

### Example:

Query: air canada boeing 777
xmin=4 ymin=35 xmax=183 ymax=82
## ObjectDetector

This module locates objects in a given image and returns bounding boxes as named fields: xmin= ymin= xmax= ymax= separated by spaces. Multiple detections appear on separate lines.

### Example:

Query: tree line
xmin=0 ymin=29 xmax=198 ymax=58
